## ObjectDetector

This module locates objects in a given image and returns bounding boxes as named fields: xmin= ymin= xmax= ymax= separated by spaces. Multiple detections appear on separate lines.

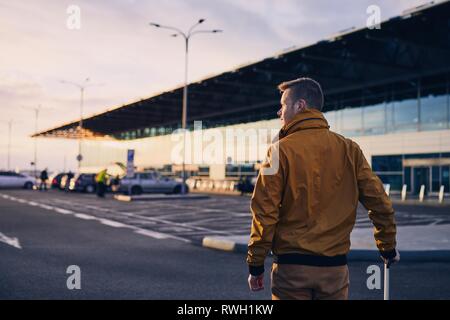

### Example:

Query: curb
xmin=191 ymin=190 xmax=241 ymax=196
xmin=114 ymin=194 xmax=210 ymax=202
xmin=202 ymin=236 xmax=450 ymax=262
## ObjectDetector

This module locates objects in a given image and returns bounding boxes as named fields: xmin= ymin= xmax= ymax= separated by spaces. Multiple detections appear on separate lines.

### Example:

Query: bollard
xmin=401 ymin=184 xmax=407 ymax=201
xmin=439 ymin=185 xmax=445 ymax=204
xmin=419 ymin=184 xmax=425 ymax=202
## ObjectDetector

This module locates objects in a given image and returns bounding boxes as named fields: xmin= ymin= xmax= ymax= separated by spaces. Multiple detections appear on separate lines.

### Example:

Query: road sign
xmin=126 ymin=149 xmax=135 ymax=178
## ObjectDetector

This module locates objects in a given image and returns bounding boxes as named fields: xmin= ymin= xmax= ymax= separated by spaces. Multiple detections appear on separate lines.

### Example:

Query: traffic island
xmin=114 ymin=194 xmax=210 ymax=202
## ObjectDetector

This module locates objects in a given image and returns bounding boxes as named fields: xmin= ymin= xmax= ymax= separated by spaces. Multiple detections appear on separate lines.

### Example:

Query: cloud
xmin=0 ymin=72 xmax=44 ymax=103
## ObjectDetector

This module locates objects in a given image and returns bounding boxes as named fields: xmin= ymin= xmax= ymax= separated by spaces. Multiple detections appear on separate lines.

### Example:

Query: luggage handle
xmin=384 ymin=263 xmax=390 ymax=300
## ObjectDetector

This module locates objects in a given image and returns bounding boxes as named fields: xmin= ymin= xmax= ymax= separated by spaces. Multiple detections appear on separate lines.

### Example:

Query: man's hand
xmin=380 ymin=248 xmax=400 ymax=267
xmin=248 ymin=274 xmax=264 ymax=291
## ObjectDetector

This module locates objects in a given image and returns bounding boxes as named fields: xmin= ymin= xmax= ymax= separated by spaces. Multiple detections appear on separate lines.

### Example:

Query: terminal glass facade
xmin=325 ymin=84 xmax=449 ymax=137
xmin=372 ymin=153 xmax=450 ymax=194
xmin=115 ymin=82 xmax=449 ymax=140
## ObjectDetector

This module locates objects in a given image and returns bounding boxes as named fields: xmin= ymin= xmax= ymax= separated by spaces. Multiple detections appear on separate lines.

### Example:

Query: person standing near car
xmin=39 ymin=169 xmax=48 ymax=191
xmin=95 ymin=169 xmax=107 ymax=198
xmin=247 ymin=77 xmax=399 ymax=300
xmin=65 ymin=171 xmax=74 ymax=192
xmin=111 ymin=175 xmax=120 ymax=193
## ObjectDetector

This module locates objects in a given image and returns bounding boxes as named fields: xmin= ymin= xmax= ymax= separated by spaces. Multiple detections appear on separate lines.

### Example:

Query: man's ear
xmin=296 ymin=99 xmax=307 ymax=113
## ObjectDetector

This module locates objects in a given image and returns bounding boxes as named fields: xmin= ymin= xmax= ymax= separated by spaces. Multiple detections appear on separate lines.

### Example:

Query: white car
xmin=119 ymin=171 xmax=187 ymax=195
xmin=0 ymin=171 xmax=36 ymax=189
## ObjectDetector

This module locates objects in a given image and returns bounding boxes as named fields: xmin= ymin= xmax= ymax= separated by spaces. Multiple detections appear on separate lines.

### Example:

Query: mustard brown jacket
xmin=247 ymin=108 xmax=397 ymax=274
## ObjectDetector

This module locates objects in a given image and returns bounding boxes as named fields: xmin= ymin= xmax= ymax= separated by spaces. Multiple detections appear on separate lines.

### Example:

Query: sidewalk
xmin=202 ymin=224 xmax=450 ymax=262
xmin=390 ymin=194 xmax=449 ymax=207
xmin=192 ymin=190 xmax=450 ymax=206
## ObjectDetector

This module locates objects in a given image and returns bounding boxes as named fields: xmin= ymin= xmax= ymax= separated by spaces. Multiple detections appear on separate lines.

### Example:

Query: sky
xmin=0 ymin=0 xmax=433 ymax=172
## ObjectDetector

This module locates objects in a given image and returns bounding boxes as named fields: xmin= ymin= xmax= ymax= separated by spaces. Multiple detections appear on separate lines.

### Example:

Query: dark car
xmin=236 ymin=176 xmax=256 ymax=195
xmin=69 ymin=174 xmax=96 ymax=193
xmin=50 ymin=173 xmax=67 ymax=189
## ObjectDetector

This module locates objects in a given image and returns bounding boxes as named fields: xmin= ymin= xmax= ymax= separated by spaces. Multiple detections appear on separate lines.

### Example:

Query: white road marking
xmin=84 ymin=205 xmax=112 ymax=212
xmin=430 ymin=219 xmax=444 ymax=226
xmin=74 ymin=213 xmax=97 ymax=220
xmin=54 ymin=197 xmax=235 ymax=236
xmin=0 ymin=232 xmax=22 ymax=249
xmin=161 ymin=203 xmax=226 ymax=213
xmin=54 ymin=208 xmax=74 ymax=215
xmin=98 ymin=219 xmax=128 ymax=228
xmin=38 ymin=204 xmax=55 ymax=210
xmin=133 ymin=228 xmax=192 ymax=243
xmin=23 ymin=196 xmax=246 ymax=236
xmin=51 ymin=199 xmax=75 ymax=205
xmin=119 ymin=211 xmax=233 ymax=235
xmin=2 ymin=193 xmax=192 ymax=242
xmin=134 ymin=229 xmax=170 ymax=239
xmin=184 ymin=216 xmax=231 ymax=226
xmin=0 ymin=193 xmax=226 ymax=242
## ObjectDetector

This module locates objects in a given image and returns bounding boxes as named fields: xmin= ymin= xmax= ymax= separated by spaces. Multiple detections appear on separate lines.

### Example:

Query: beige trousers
xmin=271 ymin=263 xmax=349 ymax=300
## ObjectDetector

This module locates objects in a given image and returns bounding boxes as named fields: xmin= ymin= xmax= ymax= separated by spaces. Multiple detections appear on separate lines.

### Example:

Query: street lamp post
xmin=60 ymin=78 xmax=91 ymax=172
xmin=1 ymin=119 xmax=14 ymax=171
xmin=22 ymin=105 xmax=45 ymax=178
xmin=4 ymin=119 xmax=13 ymax=171
xmin=149 ymin=19 xmax=222 ymax=194
xmin=7 ymin=120 xmax=12 ymax=171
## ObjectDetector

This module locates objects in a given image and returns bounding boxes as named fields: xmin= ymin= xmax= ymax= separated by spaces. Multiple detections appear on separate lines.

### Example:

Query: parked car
xmin=0 ymin=171 xmax=35 ymax=189
xmin=119 ymin=171 xmax=188 ymax=195
xmin=69 ymin=174 xmax=97 ymax=193
xmin=237 ymin=176 xmax=256 ymax=195
xmin=49 ymin=173 xmax=67 ymax=189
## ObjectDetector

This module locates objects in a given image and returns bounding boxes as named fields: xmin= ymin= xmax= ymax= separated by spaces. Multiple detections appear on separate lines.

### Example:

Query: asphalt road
xmin=1 ymin=189 xmax=449 ymax=245
xmin=0 ymin=190 xmax=449 ymax=299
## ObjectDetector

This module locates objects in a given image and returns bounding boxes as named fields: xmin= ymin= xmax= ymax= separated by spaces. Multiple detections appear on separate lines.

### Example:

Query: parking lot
xmin=1 ymin=188 xmax=450 ymax=299
xmin=1 ymin=189 xmax=449 ymax=246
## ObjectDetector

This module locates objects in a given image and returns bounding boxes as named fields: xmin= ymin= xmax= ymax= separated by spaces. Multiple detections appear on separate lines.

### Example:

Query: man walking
xmin=247 ymin=78 xmax=399 ymax=300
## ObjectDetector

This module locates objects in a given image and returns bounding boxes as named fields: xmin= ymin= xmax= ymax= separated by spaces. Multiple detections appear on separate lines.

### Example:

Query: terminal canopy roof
xmin=34 ymin=1 xmax=450 ymax=140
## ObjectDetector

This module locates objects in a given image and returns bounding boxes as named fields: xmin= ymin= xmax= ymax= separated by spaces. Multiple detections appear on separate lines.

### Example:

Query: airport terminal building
xmin=36 ymin=1 xmax=450 ymax=195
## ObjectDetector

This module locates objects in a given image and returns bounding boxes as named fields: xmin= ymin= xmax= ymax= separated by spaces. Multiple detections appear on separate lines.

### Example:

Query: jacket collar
xmin=279 ymin=108 xmax=329 ymax=139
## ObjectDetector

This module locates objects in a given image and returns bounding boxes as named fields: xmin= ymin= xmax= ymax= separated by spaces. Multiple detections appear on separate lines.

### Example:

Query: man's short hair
xmin=278 ymin=77 xmax=324 ymax=111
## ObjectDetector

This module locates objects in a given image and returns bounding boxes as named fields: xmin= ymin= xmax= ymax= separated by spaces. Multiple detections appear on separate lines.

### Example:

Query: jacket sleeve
xmin=247 ymin=144 xmax=286 ymax=275
xmin=354 ymin=143 xmax=397 ymax=253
